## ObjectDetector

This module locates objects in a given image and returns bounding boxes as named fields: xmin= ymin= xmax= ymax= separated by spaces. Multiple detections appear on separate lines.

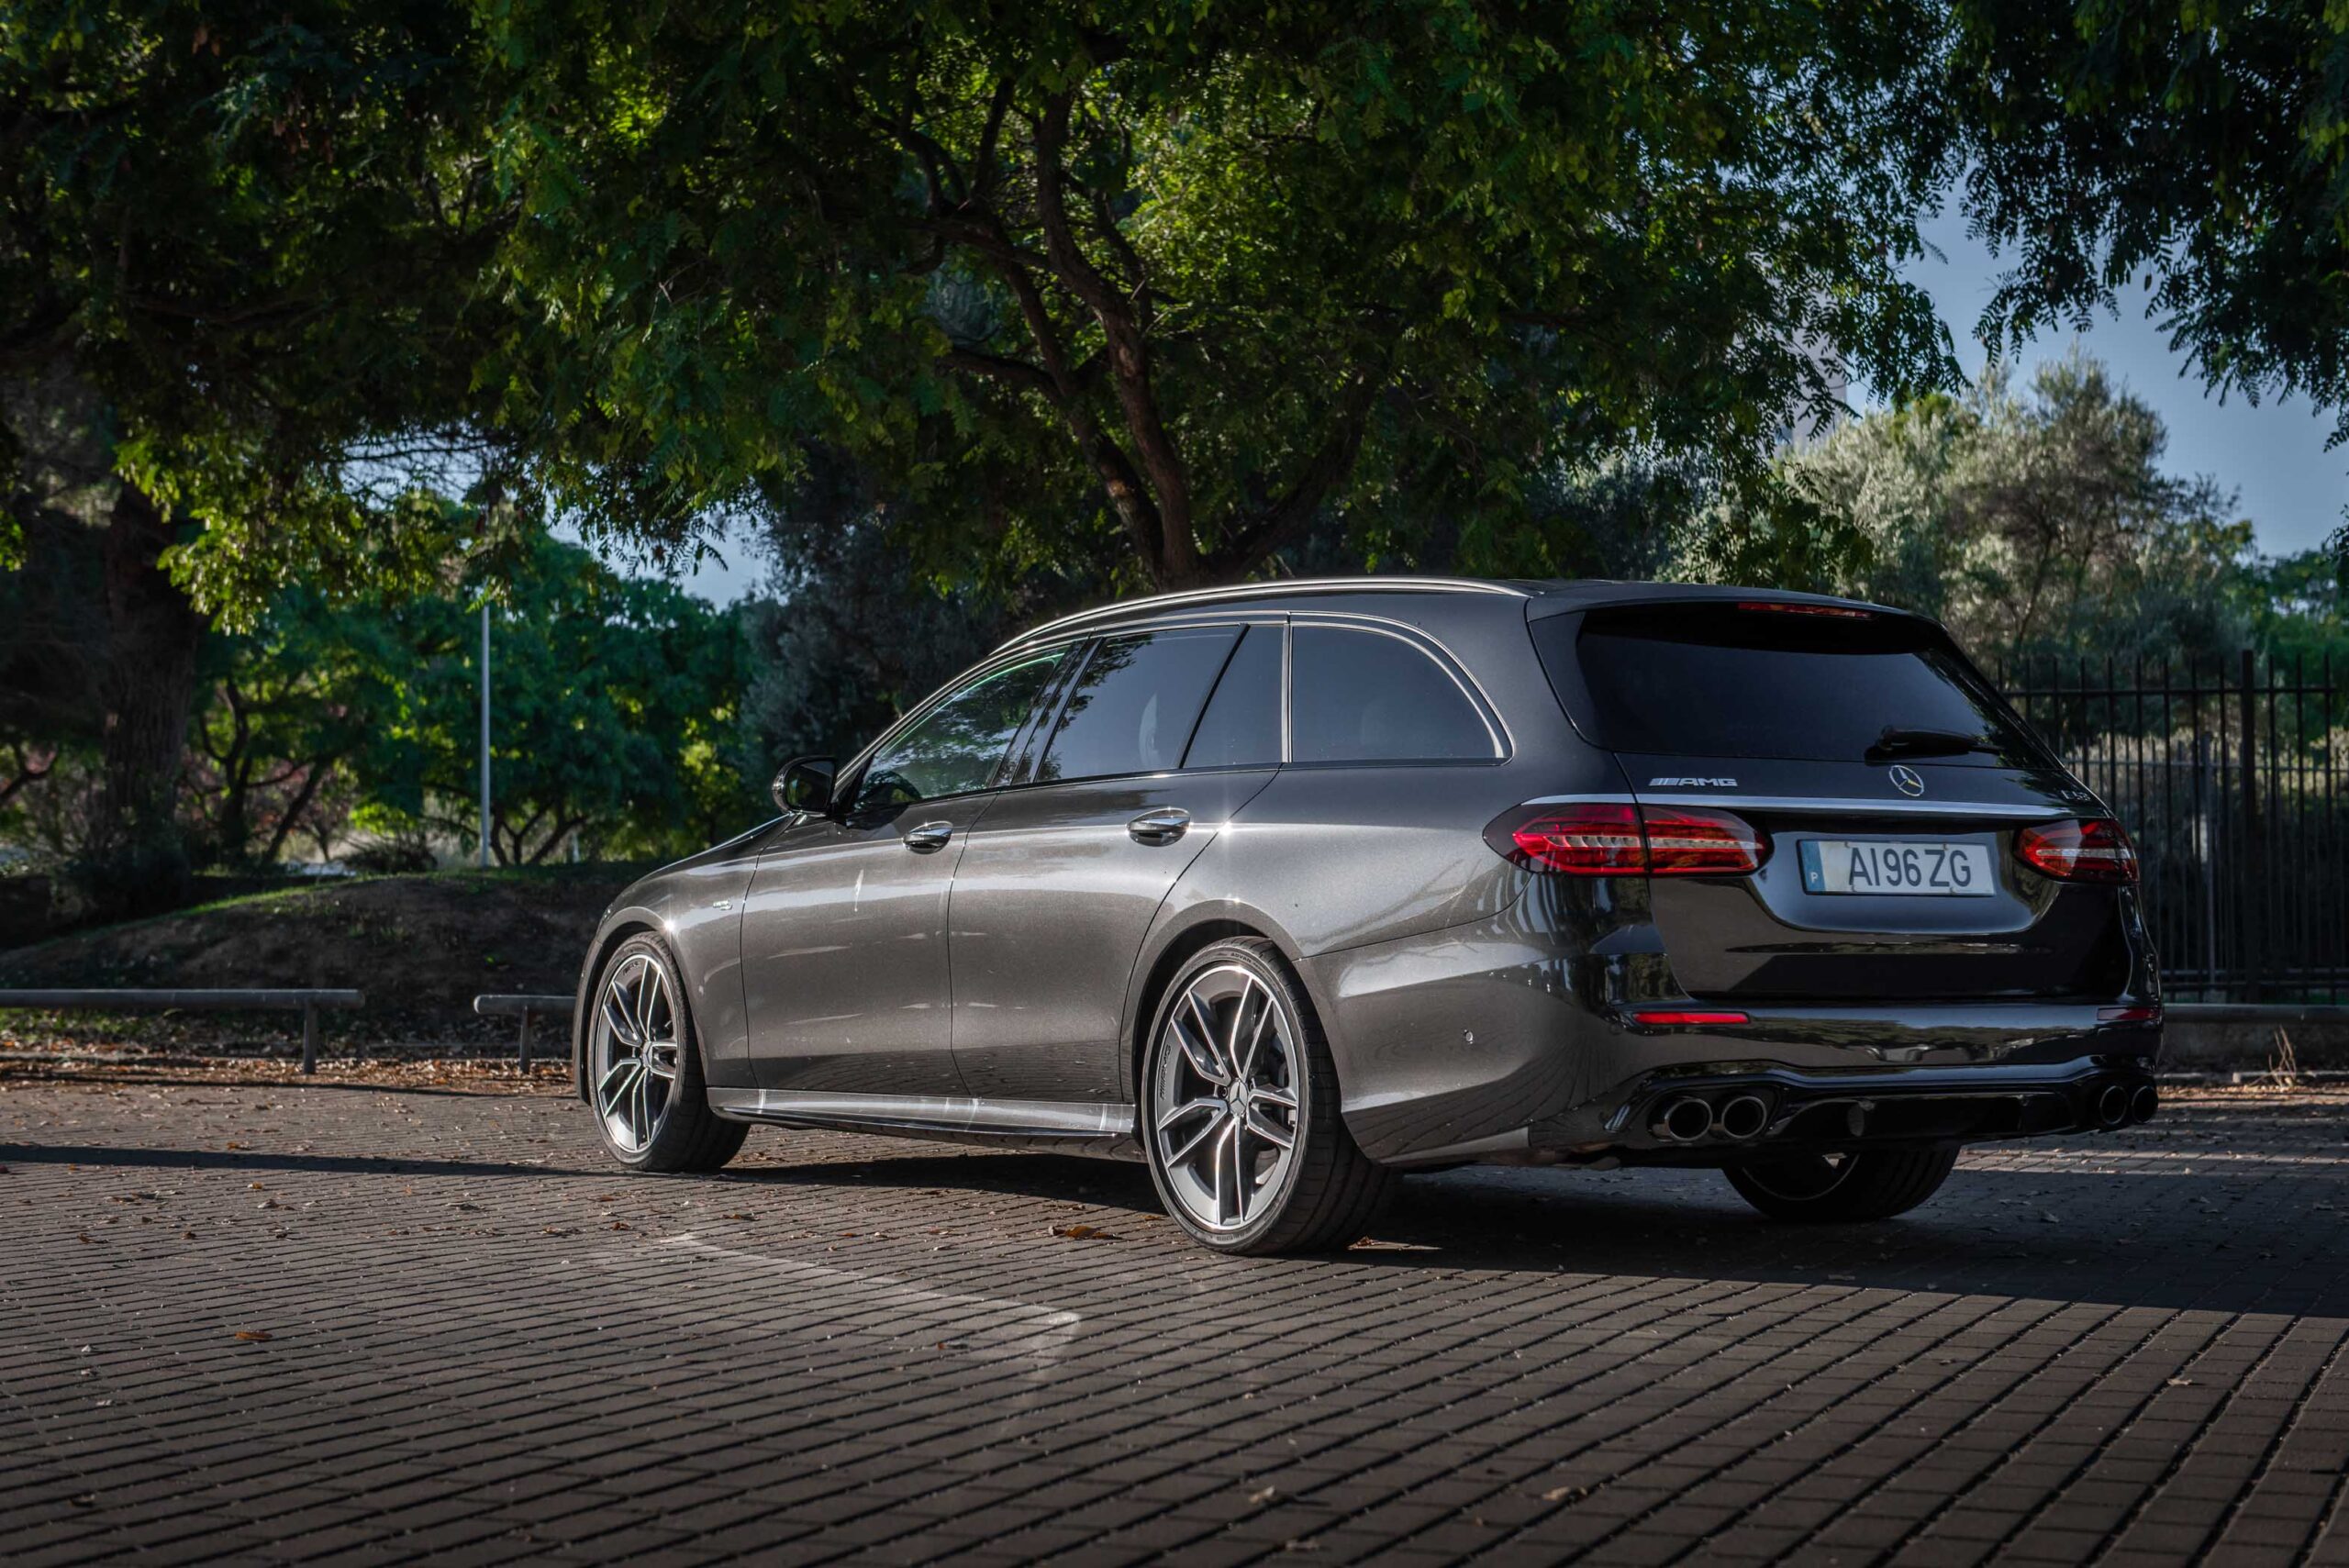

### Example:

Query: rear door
xmin=1532 ymin=600 xmax=2126 ymax=1001
xmin=947 ymin=621 xmax=1283 ymax=1103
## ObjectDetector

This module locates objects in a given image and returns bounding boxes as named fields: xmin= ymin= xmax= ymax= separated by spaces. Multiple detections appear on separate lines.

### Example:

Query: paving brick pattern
xmin=3 ymin=1075 xmax=2347 ymax=1565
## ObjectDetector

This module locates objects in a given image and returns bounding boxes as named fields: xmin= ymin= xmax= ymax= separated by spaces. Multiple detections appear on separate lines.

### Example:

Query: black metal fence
xmin=2000 ymin=653 xmax=2346 ymax=1003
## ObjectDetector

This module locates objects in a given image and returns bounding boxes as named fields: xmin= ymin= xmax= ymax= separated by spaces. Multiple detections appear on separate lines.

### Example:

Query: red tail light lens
xmin=1505 ymin=804 xmax=1646 ymax=874
xmin=2016 ymin=818 xmax=2139 ymax=884
xmin=1642 ymin=808 xmax=1767 ymax=874
xmin=1490 ymin=804 xmax=1767 ymax=876
xmin=1630 ymin=1009 xmax=1751 ymax=1027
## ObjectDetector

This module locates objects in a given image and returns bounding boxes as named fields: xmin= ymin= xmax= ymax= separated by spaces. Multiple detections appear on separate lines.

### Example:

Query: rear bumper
xmin=1525 ymin=1053 xmax=2159 ymax=1167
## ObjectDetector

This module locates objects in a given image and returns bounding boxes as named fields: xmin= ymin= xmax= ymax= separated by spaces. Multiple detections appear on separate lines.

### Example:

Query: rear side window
xmin=1290 ymin=625 xmax=1498 ymax=764
xmin=1535 ymin=604 xmax=2042 ymax=763
xmin=1182 ymin=625 xmax=1282 ymax=769
xmin=1036 ymin=627 xmax=1241 ymax=784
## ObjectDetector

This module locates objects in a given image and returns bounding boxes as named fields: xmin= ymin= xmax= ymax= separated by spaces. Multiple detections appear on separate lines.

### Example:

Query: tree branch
xmin=1212 ymin=349 xmax=1396 ymax=576
xmin=1034 ymin=92 xmax=1197 ymax=584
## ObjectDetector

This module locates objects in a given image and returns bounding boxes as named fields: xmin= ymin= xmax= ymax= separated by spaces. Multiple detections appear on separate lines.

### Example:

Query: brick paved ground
xmin=4 ymin=1065 xmax=2347 ymax=1566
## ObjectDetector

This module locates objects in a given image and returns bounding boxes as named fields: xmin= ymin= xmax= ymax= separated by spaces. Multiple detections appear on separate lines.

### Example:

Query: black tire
xmin=1723 ymin=1144 xmax=1958 ymax=1222
xmin=586 ymin=933 xmax=747 ymax=1173
xmin=1141 ymin=937 xmax=1393 ymax=1255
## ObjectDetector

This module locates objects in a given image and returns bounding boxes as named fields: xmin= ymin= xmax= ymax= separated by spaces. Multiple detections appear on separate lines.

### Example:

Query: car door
xmin=948 ymin=621 xmax=1285 ymax=1103
xmin=737 ymin=648 xmax=1068 ymax=1095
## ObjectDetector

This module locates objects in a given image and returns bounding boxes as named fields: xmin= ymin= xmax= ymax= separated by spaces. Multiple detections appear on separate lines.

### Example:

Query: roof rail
xmin=995 ymin=576 xmax=1528 ymax=653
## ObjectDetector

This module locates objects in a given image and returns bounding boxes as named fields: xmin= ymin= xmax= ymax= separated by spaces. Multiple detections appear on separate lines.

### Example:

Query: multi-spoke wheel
xmin=1141 ymin=937 xmax=1392 ymax=1254
xmin=584 ymin=934 xmax=746 ymax=1173
xmin=1723 ymin=1144 xmax=1957 ymax=1222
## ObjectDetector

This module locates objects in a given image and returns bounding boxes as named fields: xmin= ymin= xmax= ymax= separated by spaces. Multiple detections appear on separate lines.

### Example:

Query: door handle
xmin=902 ymin=820 xmax=954 ymax=853
xmin=1128 ymin=807 xmax=1192 ymax=846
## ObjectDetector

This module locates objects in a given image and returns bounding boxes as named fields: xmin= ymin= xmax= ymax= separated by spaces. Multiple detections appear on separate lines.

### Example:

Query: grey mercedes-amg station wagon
xmin=573 ymin=578 xmax=2162 ymax=1253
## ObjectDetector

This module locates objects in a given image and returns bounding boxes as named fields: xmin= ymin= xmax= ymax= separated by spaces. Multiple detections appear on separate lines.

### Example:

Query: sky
xmin=1900 ymin=205 xmax=2346 ymax=559
xmin=618 ymin=205 xmax=2348 ymax=608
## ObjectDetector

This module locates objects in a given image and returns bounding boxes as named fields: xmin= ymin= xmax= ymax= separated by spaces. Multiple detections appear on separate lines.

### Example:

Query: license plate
xmin=1798 ymin=840 xmax=1995 ymax=896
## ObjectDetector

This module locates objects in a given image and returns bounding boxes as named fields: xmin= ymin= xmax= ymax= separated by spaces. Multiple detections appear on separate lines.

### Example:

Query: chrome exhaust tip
xmin=1653 ymin=1097 xmax=1714 ymax=1142
xmin=2130 ymin=1084 xmax=2159 ymax=1124
xmin=1717 ymin=1094 xmax=1769 ymax=1141
xmin=2096 ymin=1083 xmax=2131 ymax=1129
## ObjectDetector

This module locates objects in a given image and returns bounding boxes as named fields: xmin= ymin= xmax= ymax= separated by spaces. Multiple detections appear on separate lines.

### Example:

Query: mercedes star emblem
xmin=1888 ymin=764 xmax=1925 ymax=797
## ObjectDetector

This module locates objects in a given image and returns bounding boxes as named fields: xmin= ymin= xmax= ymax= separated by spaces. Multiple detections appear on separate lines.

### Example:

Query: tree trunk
xmin=83 ymin=482 xmax=204 ymax=914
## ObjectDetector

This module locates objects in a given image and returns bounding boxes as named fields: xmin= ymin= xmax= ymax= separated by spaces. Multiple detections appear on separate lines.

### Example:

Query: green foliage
xmin=1762 ymin=352 xmax=2342 ymax=671
xmin=0 ymin=0 xmax=521 ymax=622
xmin=481 ymin=0 xmax=1958 ymax=590
xmin=1942 ymin=0 xmax=2349 ymax=566
xmin=167 ymin=530 xmax=759 ymax=868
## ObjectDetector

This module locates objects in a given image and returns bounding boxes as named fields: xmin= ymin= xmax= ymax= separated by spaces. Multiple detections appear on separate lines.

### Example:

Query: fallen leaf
xmin=608 ymin=1221 xmax=630 ymax=1231
xmin=233 ymin=1330 xmax=272 ymax=1342
xmin=1247 ymin=1485 xmax=1281 ymax=1506
xmin=720 ymin=1212 xmax=751 ymax=1221
xmin=1052 ymin=1223 xmax=1114 ymax=1240
xmin=1542 ymin=1485 xmax=1589 ymax=1503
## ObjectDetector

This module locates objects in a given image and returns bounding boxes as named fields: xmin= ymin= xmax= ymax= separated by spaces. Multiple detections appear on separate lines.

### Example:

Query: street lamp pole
xmin=478 ymin=602 xmax=492 ymax=869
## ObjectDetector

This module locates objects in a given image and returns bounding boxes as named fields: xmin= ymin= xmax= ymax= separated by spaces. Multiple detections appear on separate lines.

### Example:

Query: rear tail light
xmin=2016 ymin=818 xmax=2139 ymax=884
xmin=1629 ymin=1009 xmax=1751 ymax=1028
xmin=1488 ymin=803 xmax=1767 ymax=876
xmin=2097 ymin=1005 xmax=2163 ymax=1025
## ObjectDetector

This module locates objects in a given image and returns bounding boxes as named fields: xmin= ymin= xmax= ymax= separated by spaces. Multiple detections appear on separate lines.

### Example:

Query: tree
xmin=1942 ymin=0 xmax=2349 ymax=565
xmin=483 ymin=1 xmax=1957 ymax=595
xmin=1766 ymin=353 xmax=2257 ymax=668
xmin=342 ymin=535 xmax=756 ymax=864
xmin=1 ymin=0 xmax=519 ymax=907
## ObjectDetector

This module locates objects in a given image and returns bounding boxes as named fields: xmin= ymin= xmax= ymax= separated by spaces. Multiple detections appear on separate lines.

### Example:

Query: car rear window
xmin=1531 ymin=604 xmax=2043 ymax=764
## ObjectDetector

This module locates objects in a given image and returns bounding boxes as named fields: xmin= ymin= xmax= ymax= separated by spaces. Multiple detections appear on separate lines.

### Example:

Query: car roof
xmin=994 ymin=576 xmax=1912 ymax=652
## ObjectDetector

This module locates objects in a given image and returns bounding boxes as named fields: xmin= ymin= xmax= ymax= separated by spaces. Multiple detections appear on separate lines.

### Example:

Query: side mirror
xmin=772 ymin=755 xmax=837 ymax=817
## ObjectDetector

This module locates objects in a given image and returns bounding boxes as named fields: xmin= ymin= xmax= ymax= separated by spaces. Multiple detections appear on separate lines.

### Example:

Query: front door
xmin=739 ymin=648 xmax=1068 ymax=1095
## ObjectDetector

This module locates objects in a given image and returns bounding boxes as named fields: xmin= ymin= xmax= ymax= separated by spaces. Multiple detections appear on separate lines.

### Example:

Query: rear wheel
xmin=1723 ymin=1145 xmax=1957 ymax=1221
xmin=1141 ymin=938 xmax=1392 ymax=1255
xmin=587 ymin=933 xmax=747 ymax=1173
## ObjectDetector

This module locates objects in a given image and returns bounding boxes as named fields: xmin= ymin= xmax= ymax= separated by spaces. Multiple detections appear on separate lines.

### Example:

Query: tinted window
xmin=1537 ymin=605 xmax=2042 ymax=763
xmin=1038 ymin=628 xmax=1241 ymax=784
xmin=1290 ymin=626 xmax=1497 ymax=763
xmin=857 ymin=651 xmax=1064 ymax=810
xmin=1183 ymin=625 xmax=1283 ymax=769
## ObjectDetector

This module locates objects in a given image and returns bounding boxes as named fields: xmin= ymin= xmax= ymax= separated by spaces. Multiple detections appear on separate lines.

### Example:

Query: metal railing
xmin=474 ymin=994 xmax=574 ymax=1070
xmin=2001 ymin=652 xmax=2346 ymax=1003
xmin=0 ymin=989 xmax=366 ymax=1072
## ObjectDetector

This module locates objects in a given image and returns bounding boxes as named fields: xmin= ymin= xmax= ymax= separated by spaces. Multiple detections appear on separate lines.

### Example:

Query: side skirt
xmin=707 ymin=1088 xmax=1142 ymax=1161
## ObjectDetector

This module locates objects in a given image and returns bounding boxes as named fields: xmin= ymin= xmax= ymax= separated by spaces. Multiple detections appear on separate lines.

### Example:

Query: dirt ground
xmin=0 ymin=866 xmax=639 ymax=1044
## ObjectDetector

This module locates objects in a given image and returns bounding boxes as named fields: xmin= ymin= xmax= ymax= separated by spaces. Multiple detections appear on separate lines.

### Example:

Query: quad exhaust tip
xmin=1653 ymin=1097 xmax=1714 ymax=1142
xmin=2096 ymin=1083 xmax=2132 ymax=1129
xmin=1717 ymin=1094 xmax=1770 ymax=1141
xmin=2130 ymin=1084 xmax=2159 ymax=1124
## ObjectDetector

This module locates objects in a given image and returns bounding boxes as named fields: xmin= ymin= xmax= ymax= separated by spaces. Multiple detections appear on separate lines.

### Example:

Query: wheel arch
xmin=571 ymin=909 xmax=665 ymax=1101
xmin=1122 ymin=907 xmax=1324 ymax=1103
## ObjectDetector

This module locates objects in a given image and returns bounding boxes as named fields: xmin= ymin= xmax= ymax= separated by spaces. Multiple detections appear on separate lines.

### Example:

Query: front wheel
xmin=1723 ymin=1145 xmax=1958 ymax=1222
xmin=1141 ymin=938 xmax=1392 ymax=1255
xmin=586 ymin=933 xmax=747 ymax=1173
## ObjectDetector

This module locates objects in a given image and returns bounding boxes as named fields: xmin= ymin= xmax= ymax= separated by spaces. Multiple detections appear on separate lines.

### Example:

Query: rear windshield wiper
xmin=1865 ymin=726 xmax=2004 ymax=762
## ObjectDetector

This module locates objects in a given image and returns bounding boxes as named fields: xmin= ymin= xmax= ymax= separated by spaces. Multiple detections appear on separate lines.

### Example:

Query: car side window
xmin=1289 ymin=625 xmax=1497 ymax=763
xmin=1182 ymin=624 xmax=1284 ymax=769
xmin=1036 ymin=627 xmax=1241 ymax=784
xmin=856 ymin=651 xmax=1066 ymax=812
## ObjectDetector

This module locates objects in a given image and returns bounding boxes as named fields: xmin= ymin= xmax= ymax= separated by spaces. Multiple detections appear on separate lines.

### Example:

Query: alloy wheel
xmin=591 ymin=952 xmax=682 ymax=1153
xmin=1150 ymin=963 xmax=1303 ymax=1232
